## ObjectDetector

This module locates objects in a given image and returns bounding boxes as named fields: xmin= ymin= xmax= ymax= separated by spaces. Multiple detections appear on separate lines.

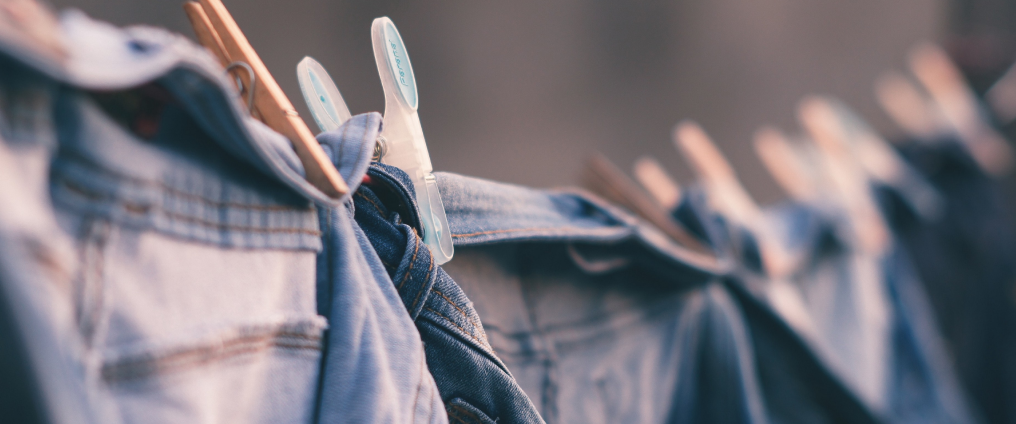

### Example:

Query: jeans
xmin=879 ymin=138 xmax=1016 ymax=423
xmin=673 ymin=185 xmax=975 ymax=423
xmin=351 ymin=162 xmax=543 ymax=424
xmin=433 ymin=172 xmax=766 ymax=424
xmin=316 ymin=118 xmax=447 ymax=424
xmin=1 ymin=10 xmax=447 ymax=424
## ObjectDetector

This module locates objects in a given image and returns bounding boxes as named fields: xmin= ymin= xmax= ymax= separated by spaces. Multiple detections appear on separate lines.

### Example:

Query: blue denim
xmin=315 ymin=116 xmax=447 ymax=424
xmin=431 ymin=173 xmax=766 ymax=424
xmin=0 ymin=10 xmax=447 ymax=424
xmin=349 ymin=162 xmax=543 ymax=424
xmin=673 ymin=185 xmax=976 ymax=423
xmin=673 ymin=188 xmax=885 ymax=423
xmin=878 ymin=138 xmax=1016 ymax=424
xmin=0 ymin=51 xmax=99 ymax=424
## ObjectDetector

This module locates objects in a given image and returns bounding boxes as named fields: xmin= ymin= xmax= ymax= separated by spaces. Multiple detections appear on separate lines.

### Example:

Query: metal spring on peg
xmin=224 ymin=61 xmax=257 ymax=114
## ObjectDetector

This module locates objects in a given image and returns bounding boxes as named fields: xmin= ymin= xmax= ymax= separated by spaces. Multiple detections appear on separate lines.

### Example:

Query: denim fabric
xmin=673 ymin=187 xmax=887 ymax=423
xmin=0 ymin=10 xmax=446 ymax=424
xmin=315 ymin=116 xmax=447 ymax=424
xmin=0 ymin=31 xmax=108 ymax=424
xmin=351 ymin=162 xmax=542 ymax=424
xmin=879 ymin=138 xmax=1016 ymax=424
xmin=432 ymin=173 xmax=766 ymax=424
xmin=674 ymin=185 xmax=976 ymax=423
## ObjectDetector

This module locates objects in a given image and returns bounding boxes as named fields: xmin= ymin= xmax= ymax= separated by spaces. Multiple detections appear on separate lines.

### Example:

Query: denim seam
xmin=407 ymin=253 xmax=434 ymax=314
xmin=447 ymin=405 xmax=483 ymax=424
xmin=424 ymin=306 xmax=482 ymax=345
xmin=447 ymin=409 xmax=468 ymax=424
xmin=101 ymin=331 xmax=322 ymax=383
xmin=76 ymin=218 xmax=108 ymax=350
xmin=451 ymin=405 xmax=483 ymax=423
xmin=354 ymin=191 xmax=387 ymax=217
xmin=59 ymin=179 xmax=321 ymax=236
xmin=430 ymin=288 xmax=488 ymax=345
xmin=410 ymin=351 xmax=425 ymax=424
xmin=452 ymin=226 xmax=623 ymax=238
xmin=397 ymin=238 xmax=422 ymax=291
xmin=56 ymin=154 xmax=313 ymax=212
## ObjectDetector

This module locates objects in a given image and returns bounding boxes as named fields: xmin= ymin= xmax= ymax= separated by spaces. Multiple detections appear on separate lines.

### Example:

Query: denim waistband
xmin=50 ymin=93 xmax=322 ymax=251
xmin=434 ymin=172 xmax=729 ymax=281
xmin=0 ymin=10 xmax=342 ymax=208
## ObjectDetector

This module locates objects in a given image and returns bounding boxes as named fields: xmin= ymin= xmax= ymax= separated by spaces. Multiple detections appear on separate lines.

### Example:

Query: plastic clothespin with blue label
xmin=297 ymin=56 xmax=352 ymax=132
xmin=371 ymin=16 xmax=454 ymax=264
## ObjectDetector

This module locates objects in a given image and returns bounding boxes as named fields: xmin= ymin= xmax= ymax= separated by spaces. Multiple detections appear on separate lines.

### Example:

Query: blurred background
xmin=49 ymin=0 xmax=1016 ymax=204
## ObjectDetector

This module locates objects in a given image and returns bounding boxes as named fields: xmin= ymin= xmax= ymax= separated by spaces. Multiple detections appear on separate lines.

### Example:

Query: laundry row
xmin=0 ymin=1 xmax=1014 ymax=423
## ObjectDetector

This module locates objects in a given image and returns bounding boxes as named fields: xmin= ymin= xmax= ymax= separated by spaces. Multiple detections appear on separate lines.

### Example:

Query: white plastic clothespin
xmin=371 ymin=17 xmax=454 ymax=264
xmin=297 ymin=56 xmax=352 ymax=132
xmin=294 ymin=18 xmax=454 ymax=265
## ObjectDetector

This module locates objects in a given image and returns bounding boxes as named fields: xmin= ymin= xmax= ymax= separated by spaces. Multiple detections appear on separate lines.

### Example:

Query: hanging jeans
xmin=430 ymin=172 xmax=767 ymax=424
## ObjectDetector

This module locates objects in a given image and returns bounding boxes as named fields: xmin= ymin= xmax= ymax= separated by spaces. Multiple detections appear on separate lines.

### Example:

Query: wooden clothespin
xmin=986 ymin=61 xmax=1016 ymax=124
xmin=183 ymin=0 xmax=348 ymax=199
xmin=673 ymin=121 xmax=795 ymax=277
xmin=752 ymin=127 xmax=816 ymax=203
xmin=672 ymin=121 xmax=760 ymax=225
xmin=797 ymin=97 xmax=889 ymax=255
xmin=908 ymin=42 xmax=1013 ymax=176
xmin=581 ymin=153 xmax=713 ymax=258
xmin=0 ymin=0 xmax=65 ymax=64
xmin=874 ymin=71 xmax=949 ymax=141
xmin=632 ymin=156 xmax=682 ymax=210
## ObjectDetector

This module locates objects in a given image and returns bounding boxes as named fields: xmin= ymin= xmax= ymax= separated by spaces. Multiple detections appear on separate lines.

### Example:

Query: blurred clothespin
xmin=753 ymin=127 xmax=817 ymax=203
xmin=582 ymin=153 xmax=712 ymax=258
xmin=987 ymin=61 xmax=1016 ymax=125
xmin=0 ymin=0 xmax=65 ymax=65
xmin=182 ymin=0 xmax=349 ymax=199
xmin=632 ymin=156 xmax=682 ymax=210
xmin=874 ymin=71 xmax=950 ymax=141
xmin=798 ymin=97 xmax=890 ymax=255
xmin=908 ymin=43 xmax=1013 ymax=176
xmin=673 ymin=121 xmax=794 ymax=277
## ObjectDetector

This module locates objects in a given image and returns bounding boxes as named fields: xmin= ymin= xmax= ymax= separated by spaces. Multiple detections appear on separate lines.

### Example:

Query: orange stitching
xmin=424 ymin=306 xmax=481 ymax=344
xmin=354 ymin=191 xmax=387 ymax=216
xmin=101 ymin=330 xmax=322 ymax=382
xmin=408 ymin=250 xmax=434 ymax=313
xmin=397 ymin=238 xmax=421 ymax=291
xmin=431 ymin=288 xmax=487 ymax=344
xmin=450 ymin=404 xmax=485 ymax=424
xmin=55 ymin=156 xmax=313 ymax=212
xmin=452 ymin=226 xmax=620 ymax=238
xmin=446 ymin=409 xmax=469 ymax=424
xmin=446 ymin=408 xmax=471 ymax=424
xmin=61 ymin=181 xmax=321 ymax=236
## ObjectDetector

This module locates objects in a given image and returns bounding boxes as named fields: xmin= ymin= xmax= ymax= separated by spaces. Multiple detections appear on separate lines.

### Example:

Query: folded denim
xmin=673 ymin=185 xmax=976 ymax=423
xmin=879 ymin=138 xmax=1016 ymax=424
xmin=673 ymin=187 xmax=886 ymax=423
xmin=350 ymin=162 xmax=543 ymax=424
xmin=422 ymin=172 xmax=765 ymax=423
xmin=1 ymin=10 xmax=447 ymax=424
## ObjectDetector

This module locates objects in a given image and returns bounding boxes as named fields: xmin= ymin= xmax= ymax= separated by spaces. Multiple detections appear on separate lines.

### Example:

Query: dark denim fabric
xmin=433 ymin=172 xmax=767 ymax=424
xmin=315 ymin=118 xmax=447 ymax=424
xmin=672 ymin=188 xmax=882 ymax=424
xmin=351 ymin=162 xmax=543 ymax=424
xmin=879 ymin=138 xmax=1016 ymax=424
xmin=676 ymin=183 xmax=978 ymax=423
